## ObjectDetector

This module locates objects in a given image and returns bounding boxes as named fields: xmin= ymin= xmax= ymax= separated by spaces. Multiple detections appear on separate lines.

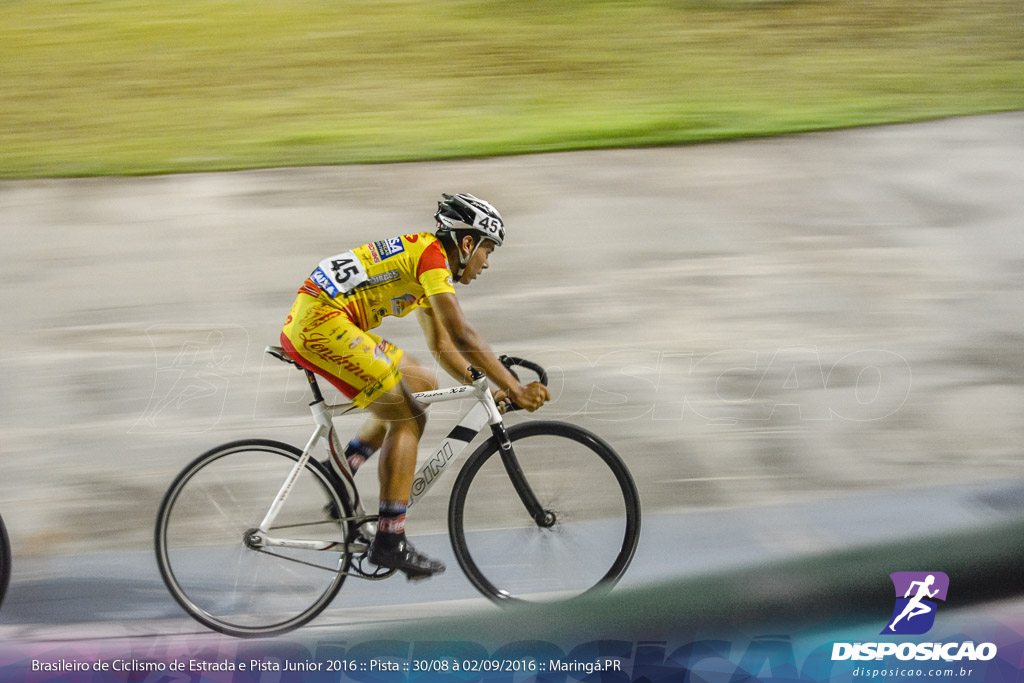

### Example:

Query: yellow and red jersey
xmin=297 ymin=232 xmax=456 ymax=330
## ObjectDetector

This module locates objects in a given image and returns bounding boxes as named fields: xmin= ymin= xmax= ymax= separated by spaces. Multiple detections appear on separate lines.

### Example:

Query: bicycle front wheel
xmin=0 ymin=513 xmax=10 ymax=610
xmin=156 ymin=439 xmax=354 ymax=637
xmin=449 ymin=421 xmax=641 ymax=603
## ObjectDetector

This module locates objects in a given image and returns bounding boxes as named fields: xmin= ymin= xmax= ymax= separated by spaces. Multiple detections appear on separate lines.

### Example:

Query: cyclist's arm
xmin=426 ymin=292 xmax=549 ymax=411
xmin=416 ymin=307 xmax=473 ymax=384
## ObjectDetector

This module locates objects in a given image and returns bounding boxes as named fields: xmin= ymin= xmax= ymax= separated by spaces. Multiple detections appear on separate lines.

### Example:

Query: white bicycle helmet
xmin=435 ymin=193 xmax=505 ymax=246
xmin=434 ymin=193 xmax=505 ymax=277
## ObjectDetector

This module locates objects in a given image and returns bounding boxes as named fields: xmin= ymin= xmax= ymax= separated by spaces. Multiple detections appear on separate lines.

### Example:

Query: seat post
xmin=303 ymin=369 xmax=325 ymax=404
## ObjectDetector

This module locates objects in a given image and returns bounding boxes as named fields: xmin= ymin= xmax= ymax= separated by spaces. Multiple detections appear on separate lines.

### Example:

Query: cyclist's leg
xmin=366 ymin=380 xmax=426 ymax=500
xmin=280 ymin=298 xmax=443 ymax=578
xmin=280 ymin=295 xmax=405 ymax=479
xmin=345 ymin=355 xmax=439 ymax=471
xmin=363 ymin=380 xmax=445 ymax=579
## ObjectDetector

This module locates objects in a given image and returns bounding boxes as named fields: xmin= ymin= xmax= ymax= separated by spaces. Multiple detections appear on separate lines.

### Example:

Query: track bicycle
xmin=0 ymin=513 xmax=9 ymax=610
xmin=155 ymin=346 xmax=641 ymax=638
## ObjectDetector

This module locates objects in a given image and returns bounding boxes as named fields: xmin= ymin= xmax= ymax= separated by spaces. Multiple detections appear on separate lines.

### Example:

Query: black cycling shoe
xmin=368 ymin=537 xmax=446 ymax=581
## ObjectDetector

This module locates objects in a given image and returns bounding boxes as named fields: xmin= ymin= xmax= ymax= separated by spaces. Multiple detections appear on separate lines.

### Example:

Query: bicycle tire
xmin=449 ymin=421 xmax=641 ymax=603
xmin=155 ymin=439 xmax=354 ymax=637
xmin=0 ymin=514 xmax=10 ymax=610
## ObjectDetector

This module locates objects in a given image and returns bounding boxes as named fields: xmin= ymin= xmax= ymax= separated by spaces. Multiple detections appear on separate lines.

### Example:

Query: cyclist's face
xmin=460 ymin=239 xmax=495 ymax=284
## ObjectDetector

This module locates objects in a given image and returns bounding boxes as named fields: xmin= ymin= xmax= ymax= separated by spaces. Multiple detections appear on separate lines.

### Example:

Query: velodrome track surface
xmin=1 ymin=113 xmax=1023 ymax=639
xmin=0 ymin=478 xmax=1022 ymax=641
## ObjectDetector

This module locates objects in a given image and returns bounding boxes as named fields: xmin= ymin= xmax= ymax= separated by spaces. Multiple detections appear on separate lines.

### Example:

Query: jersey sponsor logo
xmin=360 ymin=270 xmax=401 ymax=288
xmin=300 ymin=308 xmax=343 ymax=333
xmin=297 ymin=332 xmax=377 ymax=383
xmin=311 ymin=267 xmax=340 ymax=297
xmin=390 ymin=293 xmax=418 ymax=316
xmin=340 ymin=269 xmax=400 ymax=298
xmin=367 ymin=242 xmax=382 ymax=263
xmin=373 ymin=237 xmax=405 ymax=260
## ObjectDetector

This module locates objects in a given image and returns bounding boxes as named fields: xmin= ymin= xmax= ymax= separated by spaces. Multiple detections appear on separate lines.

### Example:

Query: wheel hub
xmin=243 ymin=528 xmax=264 ymax=549
xmin=537 ymin=510 xmax=557 ymax=528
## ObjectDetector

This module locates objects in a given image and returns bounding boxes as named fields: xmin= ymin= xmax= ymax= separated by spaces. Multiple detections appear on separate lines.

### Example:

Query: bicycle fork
xmin=490 ymin=421 xmax=556 ymax=528
xmin=467 ymin=366 xmax=554 ymax=529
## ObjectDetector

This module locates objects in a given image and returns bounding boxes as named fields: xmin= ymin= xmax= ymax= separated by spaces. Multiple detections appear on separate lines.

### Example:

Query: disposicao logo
xmin=831 ymin=571 xmax=998 ymax=663
xmin=882 ymin=571 xmax=949 ymax=635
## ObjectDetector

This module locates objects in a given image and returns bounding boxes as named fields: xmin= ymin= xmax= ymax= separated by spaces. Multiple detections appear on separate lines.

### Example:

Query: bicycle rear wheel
xmin=0 ymin=513 xmax=10 ymax=610
xmin=449 ymin=421 xmax=641 ymax=603
xmin=155 ymin=439 xmax=354 ymax=637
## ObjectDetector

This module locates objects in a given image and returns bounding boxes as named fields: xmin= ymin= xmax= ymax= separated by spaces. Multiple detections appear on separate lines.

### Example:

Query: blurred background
xmin=2 ymin=0 xmax=1022 ymax=178
xmin=1 ymin=0 xmax=1023 ymax=635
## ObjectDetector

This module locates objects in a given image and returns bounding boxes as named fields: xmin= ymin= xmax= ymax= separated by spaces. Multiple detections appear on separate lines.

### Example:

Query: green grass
xmin=1 ymin=0 xmax=1022 ymax=178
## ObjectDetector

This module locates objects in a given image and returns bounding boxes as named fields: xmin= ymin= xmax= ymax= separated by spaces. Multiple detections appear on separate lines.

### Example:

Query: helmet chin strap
xmin=453 ymin=237 xmax=486 ymax=280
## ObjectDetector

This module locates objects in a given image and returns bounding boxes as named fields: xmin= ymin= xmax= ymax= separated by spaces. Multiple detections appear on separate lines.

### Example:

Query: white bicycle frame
xmin=249 ymin=347 xmax=506 ymax=554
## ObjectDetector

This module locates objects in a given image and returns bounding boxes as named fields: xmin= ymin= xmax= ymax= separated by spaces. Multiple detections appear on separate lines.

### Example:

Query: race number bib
xmin=310 ymin=251 xmax=368 ymax=298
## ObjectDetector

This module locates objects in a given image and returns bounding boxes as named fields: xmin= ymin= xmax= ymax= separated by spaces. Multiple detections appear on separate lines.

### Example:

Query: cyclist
xmin=280 ymin=193 xmax=550 ymax=579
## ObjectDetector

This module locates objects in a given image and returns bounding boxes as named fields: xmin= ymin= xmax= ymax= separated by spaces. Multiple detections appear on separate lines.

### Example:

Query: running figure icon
xmin=888 ymin=575 xmax=938 ymax=631
xmin=883 ymin=571 xmax=950 ymax=635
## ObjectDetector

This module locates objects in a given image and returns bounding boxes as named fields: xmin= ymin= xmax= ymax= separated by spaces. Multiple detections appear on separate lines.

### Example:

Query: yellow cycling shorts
xmin=280 ymin=293 xmax=403 ymax=408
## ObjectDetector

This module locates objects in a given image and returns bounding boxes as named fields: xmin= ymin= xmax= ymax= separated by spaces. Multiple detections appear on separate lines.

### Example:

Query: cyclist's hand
xmin=492 ymin=388 xmax=513 ymax=414
xmin=510 ymin=382 xmax=550 ymax=412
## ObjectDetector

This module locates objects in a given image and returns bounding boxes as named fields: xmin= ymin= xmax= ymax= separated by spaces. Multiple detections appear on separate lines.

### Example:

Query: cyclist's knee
xmin=398 ymin=355 xmax=439 ymax=393
xmin=396 ymin=374 xmax=428 ymax=434
xmin=413 ymin=401 xmax=427 ymax=434
xmin=372 ymin=383 xmax=427 ymax=437
xmin=386 ymin=402 xmax=426 ymax=440
xmin=404 ymin=392 xmax=428 ymax=436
